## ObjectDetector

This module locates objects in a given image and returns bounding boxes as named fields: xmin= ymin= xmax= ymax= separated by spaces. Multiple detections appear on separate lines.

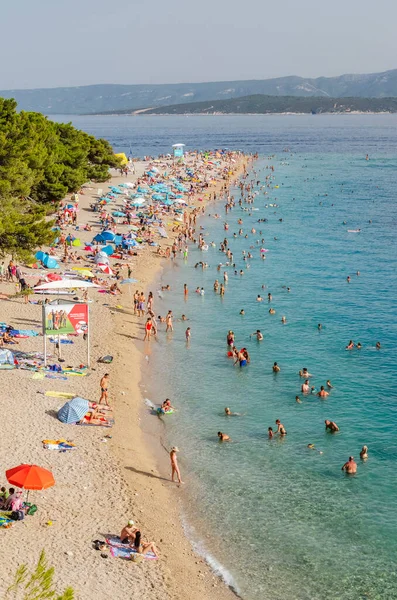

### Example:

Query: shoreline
xmin=107 ymin=158 xmax=249 ymax=599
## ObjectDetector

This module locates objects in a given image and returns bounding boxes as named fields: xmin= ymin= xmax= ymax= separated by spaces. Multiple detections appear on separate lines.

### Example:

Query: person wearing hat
xmin=170 ymin=447 xmax=183 ymax=484
xmin=120 ymin=520 xmax=139 ymax=545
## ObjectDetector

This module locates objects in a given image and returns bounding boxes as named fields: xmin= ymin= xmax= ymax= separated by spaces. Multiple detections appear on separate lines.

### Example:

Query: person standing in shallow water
xmin=170 ymin=447 xmax=183 ymax=484
xmin=341 ymin=456 xmax=357 ymax=474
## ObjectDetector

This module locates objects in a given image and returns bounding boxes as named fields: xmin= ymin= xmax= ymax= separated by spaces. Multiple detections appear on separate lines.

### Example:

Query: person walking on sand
xmin=170 ymin=447 xmax=183 ymax=484
xmin=99 ymin=373 xmax=110 ymax=406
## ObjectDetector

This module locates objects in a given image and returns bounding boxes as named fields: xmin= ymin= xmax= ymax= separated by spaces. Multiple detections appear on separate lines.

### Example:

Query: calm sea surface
xmin=53 ymin=115 xmax=397 ymax=599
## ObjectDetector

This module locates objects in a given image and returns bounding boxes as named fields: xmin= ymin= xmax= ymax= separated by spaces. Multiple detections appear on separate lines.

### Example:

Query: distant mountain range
xmin=2 ymin=69 xmax=397 ymax=114
xmin=140 ymin=95 xmax=397 ymax=115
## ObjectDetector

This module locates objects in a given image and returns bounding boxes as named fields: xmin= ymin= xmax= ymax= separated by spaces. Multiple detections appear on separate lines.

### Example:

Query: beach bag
xmin=25 ymin=503 xmax=38 ymax=516
xmin=11 ymin=510 xmax=24 ymax=521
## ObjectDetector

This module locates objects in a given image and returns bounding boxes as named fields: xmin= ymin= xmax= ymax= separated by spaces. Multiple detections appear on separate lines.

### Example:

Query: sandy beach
xmin=0 ymin=153 xmax=247 ymax=598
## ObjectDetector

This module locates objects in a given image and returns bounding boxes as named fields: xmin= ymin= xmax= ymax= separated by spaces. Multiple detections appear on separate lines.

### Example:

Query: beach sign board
xmin=172 ymin=143 xmax=185 ymax=158
xmin=43 ymin=303 xmax=88 ymax=336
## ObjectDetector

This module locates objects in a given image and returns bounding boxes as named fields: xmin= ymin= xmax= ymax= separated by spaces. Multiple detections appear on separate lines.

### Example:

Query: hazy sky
xmin=1 ymin=0 xmax=396 ymax=89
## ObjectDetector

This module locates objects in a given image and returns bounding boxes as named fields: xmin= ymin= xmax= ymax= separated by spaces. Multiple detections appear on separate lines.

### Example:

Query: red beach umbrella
xmin=98 ymin=265 xmax=113 ymax=275
xmin=6 ymin=464 xmax=55 ymax=491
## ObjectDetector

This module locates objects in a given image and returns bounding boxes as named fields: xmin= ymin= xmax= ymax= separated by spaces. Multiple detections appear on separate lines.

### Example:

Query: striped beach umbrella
xmin=57 ymin=397 xmax=90 ymax=424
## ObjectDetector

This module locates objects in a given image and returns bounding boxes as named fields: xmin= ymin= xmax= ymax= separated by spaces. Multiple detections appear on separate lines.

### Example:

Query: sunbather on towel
xmin=2 ymin=332 xmax=18 ymax=344
xmin=132 ymin=531 xmax=159 ymax=558
xmin=120 ymin=520 xmax=139 ymax=544
xmin=79 ymin=410 xmax=111 ymax=426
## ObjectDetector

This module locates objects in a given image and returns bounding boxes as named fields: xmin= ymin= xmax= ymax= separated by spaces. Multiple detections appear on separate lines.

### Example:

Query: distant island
xmin=2 ymin=68 xmax=397 ymax=114
xmin=132 ymin=95 xmax=397 ymax=115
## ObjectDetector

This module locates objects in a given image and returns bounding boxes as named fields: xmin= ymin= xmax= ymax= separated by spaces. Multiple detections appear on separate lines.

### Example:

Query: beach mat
xmin=45 ymin=391 xmax=75 ymax=399
xmin=106 ymin=537 xmax=157 ymax=560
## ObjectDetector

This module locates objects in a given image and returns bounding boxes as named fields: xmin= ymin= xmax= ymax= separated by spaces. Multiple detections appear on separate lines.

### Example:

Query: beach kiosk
xmin=172 ymin=143 xmax=185 ymax=161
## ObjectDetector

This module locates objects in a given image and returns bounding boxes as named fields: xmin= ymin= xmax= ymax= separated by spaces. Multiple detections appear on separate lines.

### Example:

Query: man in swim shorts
xmin=99 ymin=374 xmax=110 ymax=406
xmin=301 ymin=379 xmax=310 ymax=394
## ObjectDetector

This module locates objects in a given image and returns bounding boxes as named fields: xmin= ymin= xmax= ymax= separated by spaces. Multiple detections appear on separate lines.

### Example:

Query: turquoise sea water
xmin=60 ymin=115 xmax=397 ymax=599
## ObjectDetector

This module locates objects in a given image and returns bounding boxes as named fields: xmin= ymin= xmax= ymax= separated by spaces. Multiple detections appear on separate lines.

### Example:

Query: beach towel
xmin=0 ymin=514 xmax=14 ymax=528
xmin=77 ymin=418 xmax=113 ymax=428
xmin=45 ymin=391 xmax=75 ymax=399
xmin=45 ymin=374 xmax=68 ymax=381
xmin=106 ymin=537 xmax=157 ymax=560
xmin=42 ymin=439 xmax=76 ymax=451
xmin=32 ymin=372 xmax=45 ymax=380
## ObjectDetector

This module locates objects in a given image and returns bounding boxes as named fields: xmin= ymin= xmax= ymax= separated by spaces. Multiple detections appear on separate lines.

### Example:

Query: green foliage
xmin=0 ymin=97 xmax=119 ymax=204
xmin=0 ymin=198 xmax=55 ymax=261
xmin=5 ymin=549 xmax=74 ymax=600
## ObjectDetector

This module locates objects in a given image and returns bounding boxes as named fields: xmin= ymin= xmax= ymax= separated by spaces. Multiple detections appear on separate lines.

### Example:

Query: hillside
xmin=2 ymin=69 xmax=397 ymax=114
xmin=141 ymin=95 xmax=397 ymax=115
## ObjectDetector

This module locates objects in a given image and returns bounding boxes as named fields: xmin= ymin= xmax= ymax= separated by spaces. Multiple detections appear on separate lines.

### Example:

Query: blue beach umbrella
xmin=101 ymin=231 xmax=115 ymax=242
xmin=42 ymin=256 xmax=59 ymax=269
xmin=35 ymin=251 xmax=46 ymax=261
xmin=57 ymin=397 xmax=90 ymax=424
xmin=101 ymin=245 xmax=114 ymax=255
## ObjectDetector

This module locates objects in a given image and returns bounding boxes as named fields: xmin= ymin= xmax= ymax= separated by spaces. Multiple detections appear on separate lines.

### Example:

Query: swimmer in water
xmin=341 ymin=456 xmax=357 ymax=474
xmin=218 ymin=431 xmax=231 ymax=442
xmin=224 ymin=407 xmax=242 ymax=416
xmin=318 ymin=324 xmax=322 ymax=331
xmin=257 ymin=295 xmax=263 ymax=302
xmin=269 ymin=308 xmax=276 ymax=315
xmin=326 ymin=380 xmax=333 ymax=388
xmin=295 ymin=395 xmax=302 ymax=404
xmin=185 ymin=327 xmax=191 ymax=341
xmin=346 ymin=340 xmax=355 ymax=350
xmin=251 ymin=330 xmax=263 ymax=341
xmin=325 ymin=419 xmax=339 ymax=432
xmin=301 ymin=379 xmax=310 ymax=394
xmin=360 ymin=445 xmax=368 ymax=460
xmin=376 ymin=341 xmax=381 ymax=349
xmin=240 ymin=309 xmax=245 ymax=315
xmin=275 ymin=419 xmax=287 ymax=435
xmin=268 ymin=427 xmax=274 ymax=438
xmin=317 ymin=386 xmax=329 ymax=398
xmin=272 ymin=362 xmax=280 ymax=373
xmin=299 ymin=368 xmax=312 ymax=378
xmin=347 ymin=276 xmax=351 ymax=283
xmin=281 ymin=316 xmax=286 ymax=323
